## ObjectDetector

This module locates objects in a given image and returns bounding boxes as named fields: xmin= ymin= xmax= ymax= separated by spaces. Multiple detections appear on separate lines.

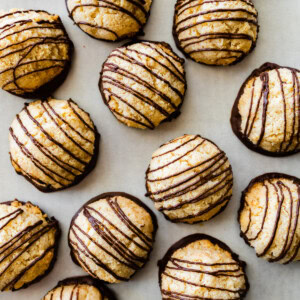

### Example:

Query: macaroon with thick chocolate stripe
xmin=231 ymin=63 xmax=300 ymax=156
xmin=68 ymin=192 xmax=157 ymax=283
xmin=0 ymin=200 xmax=60 ymax=292
xmin=145 ymin=134 xmax=233 ymax=224
xmin=158 ymin=234 xmax=249 ymax=300
xmin=0 ymin=9 xmax=73 ymax=98
xmin=42 ymin=276 xmax=116 ymax=300
xmin=9 ymin=98 xmax=100 ymax=192
xmin=173 ymin=0 xmax=259 ymax=66
xmin=66 ymin=0 xmax=153 ymax=42
xmin=99 ymin=40 xmax=186 ymax=129
xmin=239 ymin=173 xmax=300 ymax=264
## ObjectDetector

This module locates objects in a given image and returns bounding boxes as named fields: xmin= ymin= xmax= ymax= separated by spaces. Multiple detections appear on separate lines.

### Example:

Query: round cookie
xmin=145 ymin=134 xmax=233 ymax=224
xmin=9 ymin=98 xmax=100 ymax=192
xmin=239 ymin=173 xmax=300 ymax=264
xmin=0 ymin=200 xmax=60 ymax=292
xmin=0 ymin=9 xmax=73 ymax=98
xmin=158 ymin=234 xmax=249 ymax=300
xmin=66 ymin=0 xmax=153 ymax=42
xmin=68 ymin=192 xmax=157 ymax=283
xmin=173 ymin=0 xmax=259 ymax=66
xmin=99 ymin=41 xmax=186 ymax=129
xmin=42 ymin=276 xmax=116 ymax=300
xmin=231 ymin=63 xmax=300 ymax=156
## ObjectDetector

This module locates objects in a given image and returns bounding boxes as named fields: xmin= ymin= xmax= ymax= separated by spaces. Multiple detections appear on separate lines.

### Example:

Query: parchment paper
xmin=0 ymin=1 xmax=299 ymax=299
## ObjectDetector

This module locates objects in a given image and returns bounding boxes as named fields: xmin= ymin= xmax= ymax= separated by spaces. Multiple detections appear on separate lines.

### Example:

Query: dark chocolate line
xmin=84 ymin=207 xmax=147 ymax=264
xmin=114 ymin=49 xmax=184 ymax=98
xmin=9 ymin=128 xmax=68 ymax=187
xmin=176 ymin=8 xmax=257 ymax=27
xmin=103 ymin=64 xmax=175 ymax=112
xmin=0 ymin=209 xmax=23 ymax=230
xmin=24 ymin=105 xmax=88 ymax=166
xmin=16 ymin=114 xmax=80 ymax=176
xmin=41 ymin=101 xmax=93 ymax=157
xmin=148 ymin=140 xmax=205 ymax=173
xmin=108 ymin=198 xmax=153 ymax=246
xmin=162 ymin=271 xmax=243 ymax=294
xmin=71 ymin=223 xmax=140 ymax=269
xmin=46 ymin=100 xmax=93 ymax=144
xmin=152 ymin=135 xmax=198 ymax=159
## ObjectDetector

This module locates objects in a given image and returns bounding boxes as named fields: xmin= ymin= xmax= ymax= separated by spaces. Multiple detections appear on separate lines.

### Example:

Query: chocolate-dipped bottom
xmin=0 ymin=9 xmax=73 ymax=98
xmin=231 ymin=63 xmax=300 ymax=157
xmin=66 ymin=0 xmax=153 ymax=42
xmin=9 ymin=98 xmax=100 ymax=193
xmin=145 ymin=134 xmax=233 ymax=224
xmin=68 ymin=192 xmax=158 ymax=283
xmin=42 ymin=276 xmax=117 ymax=300
xmin=0 ymin=200 xmax=60 ymax=292
xmin=239 ymin=173 xmax=300 ymax=264
xmin=99 ymin=40 xmax=186 ymax=129
xmin=173 ymin=0 xmax=258 ymax=66
xmin=158 ymin=234 xmax=249 ymax=300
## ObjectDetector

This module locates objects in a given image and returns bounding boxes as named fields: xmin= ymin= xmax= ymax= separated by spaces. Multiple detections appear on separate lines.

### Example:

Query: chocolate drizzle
xmin=99 ymin=40 xmax=186 ymax=129
xmin=231 ymin=62 xmax=300 ymax=156
xmin=158 ymin=234 xmax=249 ymax=300
xmin=43 ymin=276 xmax=117 ymax=300
xmin=173 ymin=0 xmax=259 ymax=66
xmin=0 ymin=10 xmax=73 ymax=98
xmin=9 ymin=99 xmax=100 ymax=193
xmin=145 ymin=134 xmax=233 ymax=224
xmin=66 ymin=0 xmax=153 ymax=42
xmin=0 ymin=200 xmax=60 ymax=291
xmin=238 ymin=173 xmax=300 ymax=264
xmin=68 ymin=192 xmax=157 ymax=283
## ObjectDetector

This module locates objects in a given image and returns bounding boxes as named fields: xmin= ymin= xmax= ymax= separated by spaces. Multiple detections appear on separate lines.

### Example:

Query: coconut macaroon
xmin=231 ymin=63 xmax=300 ymax=156
xmin=0 ymin=200 xmax=60 ymax=292
xmin=9 ymin=98 xmax=100 ymax=192
xmin=0 ymin=9 xmax=73 ymax=98
xmin=158 ymin=234 xmax=249 ymax=300
xmin=173 ymin=0 xmax=259 ymax=66
xmin=42 ymin=276 xmax=116 ymax=300
xmin=145 ymin=134 xmax=233 ymax=224
xmin=239 ymin=173 xmax=300 ymax=264
xmin=99 ymin=41 xmax=186 ymax=129
xmin=66 ymin=0 xmax=153 ymax=42
xmin=68 ymin=192 xmax=157 ymax=283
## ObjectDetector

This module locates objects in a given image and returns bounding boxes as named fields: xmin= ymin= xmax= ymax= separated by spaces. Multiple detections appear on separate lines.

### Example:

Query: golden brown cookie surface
xmin=0 ymin=200 xmax=59 ymax=292
xmin=231 ymin=63 xmax=300 ymax=156
xmin=146 ymin=134 xmax=233 ymax=224
xmin=42 ymin=276 xmax=116 ymax=300
xmin=239 ymin=173 xmax=300 ymax=264
xmin=99 ymin=41 xmax=186 ymax=129
xmin=9 ymin=98 xmax=99 ymax=192
xmin=159 ymin=234 xmax=249 ymax=300
xmin=173 ymin=0 xmax=258 ymax=66
xmin=68 ymin=192 xmax=157 ymax=283
xmin=66 ymin=0 xmax=153 ymax=41
xmin=0 ymin=9 xmax=73 ymax=98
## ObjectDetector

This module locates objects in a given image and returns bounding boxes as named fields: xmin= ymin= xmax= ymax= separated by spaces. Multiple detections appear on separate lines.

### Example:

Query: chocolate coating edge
xmin=98 ymin=39 xmax=187 ymax=130
xmin=65 ymin=0 xmax=154 ymax=42
xmin=6 ymin=15 xmax=74 ymax=100
xmin=0 ymin=200 xmax=61 ymax=292
xmin=172 ymin=0 xmax=259 ymax=67
xmin=230 ymin=62 xmax=300 ymax=157
xmin=68 ymin=191 xmax=158 ymax=283
xmin=46 ymin=276 xmax=117 ymax=299
xmin=158 ymin=233 xmax=250 ymax=299
xmin=144 ymin=134 xmax=233 ymax=224
xmin=9 ymin=98 xmax=100 ymax=193
xmin=238 ymin=172 xmax=300 ymax=264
